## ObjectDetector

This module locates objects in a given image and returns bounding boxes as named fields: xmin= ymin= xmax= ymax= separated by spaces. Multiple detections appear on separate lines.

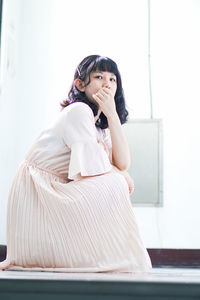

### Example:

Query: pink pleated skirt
xmin=0 ymin=161 xmax=152 ymax=273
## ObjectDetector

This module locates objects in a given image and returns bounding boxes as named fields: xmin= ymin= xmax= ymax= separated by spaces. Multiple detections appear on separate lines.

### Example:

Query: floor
xmin=1 ymin=267 xmax=200 ymax=283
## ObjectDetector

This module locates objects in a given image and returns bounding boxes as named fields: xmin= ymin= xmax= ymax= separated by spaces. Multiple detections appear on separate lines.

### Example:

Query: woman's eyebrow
xmin=94 ymin=71 xmax=116 ymax=77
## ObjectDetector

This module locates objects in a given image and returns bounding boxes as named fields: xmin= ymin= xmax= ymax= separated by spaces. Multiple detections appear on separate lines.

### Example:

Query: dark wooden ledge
xmin=147 ymin=248 xmax=200 ymax=267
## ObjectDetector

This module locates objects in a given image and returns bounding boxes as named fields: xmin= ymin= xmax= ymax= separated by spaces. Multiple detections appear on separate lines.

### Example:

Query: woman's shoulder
xmin=60 ymin=102 xmax=95 ymax=127
xmin=62 ymin=102 xmax=93 ymax=117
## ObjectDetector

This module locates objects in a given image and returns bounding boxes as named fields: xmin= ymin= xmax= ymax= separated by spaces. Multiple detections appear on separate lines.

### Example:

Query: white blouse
xmin=24 ymin=102 xmax=113 ymax=182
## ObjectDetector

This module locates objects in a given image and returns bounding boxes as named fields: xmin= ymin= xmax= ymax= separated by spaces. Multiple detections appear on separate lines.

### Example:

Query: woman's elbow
xmin=112 ymin=155 xmax=131 ymax=172
xmin=116 ymin=161 xmax=131 ymax=172
xmin=119 ymin=165 xmax=130 ymax=172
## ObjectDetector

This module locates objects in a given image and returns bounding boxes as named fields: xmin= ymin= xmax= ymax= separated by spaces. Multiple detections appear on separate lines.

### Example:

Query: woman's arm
xmin=107 ymin=112 xmax=131 ymax=171
xmin=92 ymin=87 xmax=131 ymax=171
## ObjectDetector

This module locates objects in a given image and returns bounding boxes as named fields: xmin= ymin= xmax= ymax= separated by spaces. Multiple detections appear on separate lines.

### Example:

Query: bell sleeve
xmin=62 ymin=103 xmax=112 ymax=180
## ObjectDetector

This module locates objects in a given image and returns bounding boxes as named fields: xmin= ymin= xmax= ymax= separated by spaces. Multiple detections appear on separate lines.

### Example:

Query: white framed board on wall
xmin=123 ymin=119 xmax=163 ymax=206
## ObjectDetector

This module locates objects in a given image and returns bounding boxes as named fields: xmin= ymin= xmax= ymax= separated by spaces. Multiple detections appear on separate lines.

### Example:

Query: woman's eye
xmin=95 ymin=76 xmax=116 ymax=82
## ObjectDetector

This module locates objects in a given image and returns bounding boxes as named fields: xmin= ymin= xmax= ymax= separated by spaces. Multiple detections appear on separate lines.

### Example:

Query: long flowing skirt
xmin=0 ymin=162 xmax=152 ymax=273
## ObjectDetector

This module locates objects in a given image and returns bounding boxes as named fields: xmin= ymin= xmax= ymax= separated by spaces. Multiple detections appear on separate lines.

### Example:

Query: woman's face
xmin=83 ymin=71 xmax=117 ymax=105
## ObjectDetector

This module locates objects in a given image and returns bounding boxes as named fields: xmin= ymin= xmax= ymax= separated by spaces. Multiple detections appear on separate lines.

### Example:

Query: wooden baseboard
xmin=1 ymin=245 xmax=200 ymax=267
xmin=147 ymin=249 xmax=200 ymax=267
xmin=0 ymin=245 xmax=6 ymax=262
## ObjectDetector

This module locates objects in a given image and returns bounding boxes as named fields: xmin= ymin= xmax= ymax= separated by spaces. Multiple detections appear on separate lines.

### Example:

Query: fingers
xmin=93 ymin=87 xmax=111 ymax=101
xmin=101 ymin=87 xmax=111 ymax=94
xmin=101 ymin=87 xmax=112 ymax=95
xmin=97 ymin=87 xmax=111 ymax=95
xmin=129 ymin=186 xmax=134 ymax=195
xmin=93 ymin=91 xmax=105 ymax=102
xmin=96 ymin=89 xmax=106 ymax=98
xmin=92 ymin=94 xmax=101 ymax=102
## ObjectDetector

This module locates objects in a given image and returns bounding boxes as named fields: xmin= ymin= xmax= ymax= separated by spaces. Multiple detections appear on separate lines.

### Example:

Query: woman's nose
xmin=102 ymin=81 xmax=111 ymax=89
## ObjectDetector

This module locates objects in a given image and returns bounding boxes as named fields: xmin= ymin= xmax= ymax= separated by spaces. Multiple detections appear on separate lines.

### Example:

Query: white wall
xmin=0 ymin=0 xmax=59 ymax=244
xmin=0 ymin=0 xmax=200 ymax=248
xmin=135 ymin=0 xmax=200 ymax=248
xmin=0 ymin=0 xmax=22 ymax=244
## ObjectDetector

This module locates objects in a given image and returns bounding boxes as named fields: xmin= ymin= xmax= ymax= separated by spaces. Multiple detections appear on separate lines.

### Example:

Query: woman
xmin=0 ymin=55 xmax=152 ymax=273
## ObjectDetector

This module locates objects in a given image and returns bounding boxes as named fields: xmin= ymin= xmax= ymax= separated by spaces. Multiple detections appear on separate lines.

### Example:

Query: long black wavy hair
xmin=60 ymin=55 xmax=129 ymax=129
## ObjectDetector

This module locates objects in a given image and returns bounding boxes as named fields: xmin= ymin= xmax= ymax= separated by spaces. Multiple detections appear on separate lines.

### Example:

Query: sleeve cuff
xmin=68 ymin=141 xmax=112 ymax=180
